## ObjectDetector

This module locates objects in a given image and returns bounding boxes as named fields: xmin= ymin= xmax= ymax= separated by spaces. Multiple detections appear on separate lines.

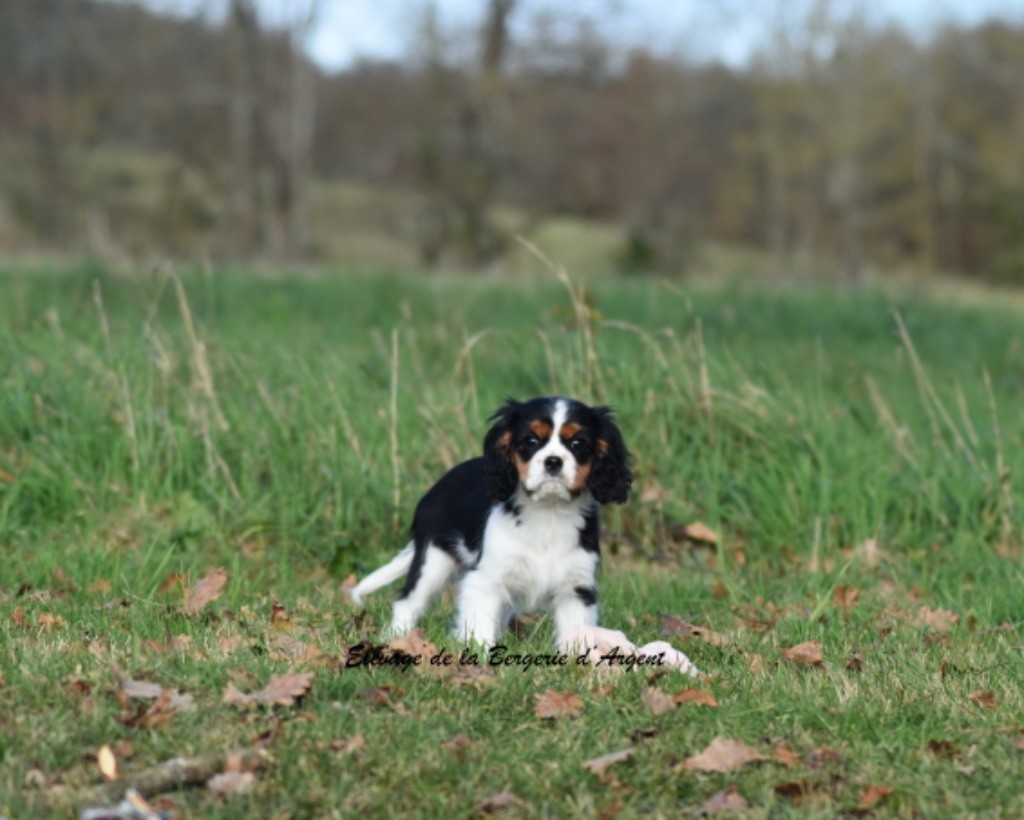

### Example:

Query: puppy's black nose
xmin=544 ymin=456 xmax=563 ymax=475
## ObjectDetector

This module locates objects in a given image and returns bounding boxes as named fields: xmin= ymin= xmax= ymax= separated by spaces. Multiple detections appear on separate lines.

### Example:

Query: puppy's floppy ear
xmin=588 ymin=406 xmax=633 ymax=505
xmin=483 ymin=398 xmax=521 ymax=501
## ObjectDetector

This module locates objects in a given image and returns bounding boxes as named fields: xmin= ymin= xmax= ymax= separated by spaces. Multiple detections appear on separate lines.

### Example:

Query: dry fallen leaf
xmin=678 ymin=737 xmax=765 ymax=774
xmin=833 ymin=585 xmax=860 ymax=610
xmin=534 ymin=689 xmax=584 ymax=720
xmin=208 ymin=771 xmax=255 ymax=797
xmin=673 ymin=689 xmax=718 ymax=707
xmin=441 ymin=733 xmax=474 ymax=758
xmin=858 ymin=784 xmax=894 ymax=809
xmin=926 ymin=740 xmax=957 ymax=758
xmin=1011 ymin=734 xmax=1024 ymax=752
xmin=641 ymin=686 xmax=676 ymax=716
xmin=97 ymin=745 xmax=118 ymax=781
xmin=781 ymin=641 xmax=824 ymax=667
xmin=270 ymin=601 xmax=296 ymax=631
xmin=120 ymin=677 xmax=195 ymax=712
xmin=268 ymin=633 xmax=322 ymax=665
xmin=478 ymin=791 xmax=524 ymax=812
xmin=582 ymin=747 xmax=635 ymax=777
xmin=968 ymin=690 xmax=997 ymax=710
xmin=912 ymin=606 xmax=959 ymax=634
xmin=183 ymin=567 xmax=228 ymax=615
xmin=340 ymin=573 xmax=359 ymax=603
xmin=680 ymin=522 xmax=720 ymax=546
xmin=331 ymin=734 xmax=366 ymax=755
xmin=388 ymin=629 xmax=438 ymax=664
xmin=853 ymin=538 xmax=886 ymax=568
xmin=223 ymin=672 xmax=313 ymax=708
xmin=136 ymin=690 xmax=179 ymax=730
xmin=705 ymin=787 xmax=748 ymax=814
xmin=805 ymin=746 xmax=843 ymax=769
xmin=660 ymin=614 xmax=730 ymax=646
xmin=771 ymin=744 xmax=802 ymax=768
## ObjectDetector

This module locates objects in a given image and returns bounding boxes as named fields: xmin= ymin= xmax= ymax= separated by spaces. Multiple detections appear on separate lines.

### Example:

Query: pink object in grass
xmin=559 ymin=625 xmax=700 ymax=676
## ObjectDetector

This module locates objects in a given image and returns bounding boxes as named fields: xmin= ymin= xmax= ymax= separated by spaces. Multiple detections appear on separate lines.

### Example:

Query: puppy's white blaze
xmin=455 ymin=493 xmax=598 ymax=646
xmin=523 ymin=399 xmax=577 ymax=496
xmin=350 ymin=542 xmax=414 ymax=604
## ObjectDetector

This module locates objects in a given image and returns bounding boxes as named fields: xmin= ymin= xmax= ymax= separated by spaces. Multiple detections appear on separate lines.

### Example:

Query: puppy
xmin=351 ymin=396 xmax=632 ymax=646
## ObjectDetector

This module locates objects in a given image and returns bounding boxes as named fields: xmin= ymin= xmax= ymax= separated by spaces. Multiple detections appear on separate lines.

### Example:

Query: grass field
xmin=1 ymin=259 xmax=1022 ymax=817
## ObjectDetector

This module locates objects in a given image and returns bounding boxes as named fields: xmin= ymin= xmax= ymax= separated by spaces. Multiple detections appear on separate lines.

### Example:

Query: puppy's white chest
xmin=480 ymin=502 xmax=594 ymax=611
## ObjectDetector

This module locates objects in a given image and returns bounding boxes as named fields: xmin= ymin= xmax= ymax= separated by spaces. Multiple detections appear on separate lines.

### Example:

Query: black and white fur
xmin=351 ymin=397 xmax=632 ymax=646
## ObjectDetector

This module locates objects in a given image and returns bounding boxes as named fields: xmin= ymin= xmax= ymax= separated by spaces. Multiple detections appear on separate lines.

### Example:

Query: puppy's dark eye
xmin=568 ymin=438 xmax=588 ymax=454
xmin=523 ymin=435 xmax=540 ymax=447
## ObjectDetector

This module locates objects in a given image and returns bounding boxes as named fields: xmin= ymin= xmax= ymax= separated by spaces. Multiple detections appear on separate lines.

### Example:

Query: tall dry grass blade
xmin=172 ymin=274 xmax=229 ymax=433
xmin=864 ymin=375 xmax=918 ymax=468
xmin=453 ymin=328 xmax=493 ymax=423
xmin=93 ymin=280 xmax=140 ymax=474
xmin=892 ymin=311 xmax=975 ymax=469
xmin=516 ymin=235 xmax=604 ymax=402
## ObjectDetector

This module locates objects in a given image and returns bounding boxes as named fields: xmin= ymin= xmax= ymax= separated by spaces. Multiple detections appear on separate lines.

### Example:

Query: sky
xmin=304 ymin=0 xmax=1024 ymax=69
xmin=132 ymin=0 xmax=1024 ymax=70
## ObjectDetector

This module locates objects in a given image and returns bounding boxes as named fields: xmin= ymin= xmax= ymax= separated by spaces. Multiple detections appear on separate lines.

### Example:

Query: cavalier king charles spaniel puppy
xmin=351 ymin=396 xmax=632 ymax=646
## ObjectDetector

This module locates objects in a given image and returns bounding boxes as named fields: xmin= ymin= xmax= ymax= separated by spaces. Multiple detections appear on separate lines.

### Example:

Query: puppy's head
xmin=483 ymin=397 xmax=632 ymax=504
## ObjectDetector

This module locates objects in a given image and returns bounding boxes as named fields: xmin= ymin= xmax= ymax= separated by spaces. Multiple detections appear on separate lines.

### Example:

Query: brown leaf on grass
xmin=340 ymin=573 xmax=358 ymax=603
xmin=37 ymin=612 xmax=66 ymax=629
xmin=673 ymin=689 xmax=718 ymax=707
xmin=97 ymin=745 xmax=118 ymax=781
xmin=805 ymin=746 xmax=843 ymax=769
xmin=268 ymin=634 xmax=322 ymax=665
xmin=478 ymin=791 xmax=524 ymax=813
xmin=387 ymin=628 xmax=438 ymax=663
xmin=926 ymin=740 xmax=957 ymax=758
xmin=356 ymin=685 xmax=409 ymax=714
xmin=781 ymin=642 xmax=824 ymax=667
xmin=441 ymin=733 xmax=474 ymax=758
xmin=331 ymin=734 xmax=366 ymax=755
xmin=183 ymin=567 xmax=228 ymax=615
xmin=136 ymin=690 xmax=179 ymax=729
xmin=858 ymin=784 xmax=894 ymax=809
xmin=1011 ymin=734 xmax=1024 ymax=752
xmin=773 ymin=780 xmax=815 ymax=803
xmin=11 ymin=607 xmax=27 ymax=627
xmin=771 ymin=744 xmax=803 ymax=768
xmin=157 ymin=573 xmax=185 ymax=596
xmin=270 ymin=601 xmax=296 ymax=631
xmin=660 ymin=613 xmax=730 ymax=646
xmin=223 ymin=672 xmax=313 ymax=708
xmin=853 ymin=538 xmax=886 ymax=568
xmin=705 ymin=787 xmax=748 ymax=814
xmin=912 ymin=606 xmax=959 ymax=634
xmin=582 ymin=747 xmax=635 ymax=777
xmin=678 ymin=737 xmax=765 ymax=774
xmin=208 ymin=771 xmax=255 ymax=797
xmin=120 ymin=677 xmax=195 ymax=712
xmin=641 ymin=686 xmax=676 ymax=716
xmin=833 ymin=585 xmax=860 ymax=610
xmin=534 ymin=689 xmax=584 ymax=720
xmin=968 ymin=690 xmax=997 ymax=710
xmin=680 ymin=522 xmax=720 ymax=546
xmin=846 ymin=653 xmax=865 ymax=672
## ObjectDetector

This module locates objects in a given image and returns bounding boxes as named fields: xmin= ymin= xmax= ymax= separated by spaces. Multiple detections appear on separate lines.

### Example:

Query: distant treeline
xmin=2 ymin=0 xmax=1023 ymax=281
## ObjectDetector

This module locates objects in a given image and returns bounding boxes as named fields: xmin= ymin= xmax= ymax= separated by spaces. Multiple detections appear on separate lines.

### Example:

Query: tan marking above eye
xmin=529 ymin=420 xmax=553 ymax=439
xmin=559 ymin=422 xmax=582 ymax=439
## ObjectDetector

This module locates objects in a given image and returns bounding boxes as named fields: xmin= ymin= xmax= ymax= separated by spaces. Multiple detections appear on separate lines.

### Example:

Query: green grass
xmin=1 ymin=260 xmax=1022 ymax=817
